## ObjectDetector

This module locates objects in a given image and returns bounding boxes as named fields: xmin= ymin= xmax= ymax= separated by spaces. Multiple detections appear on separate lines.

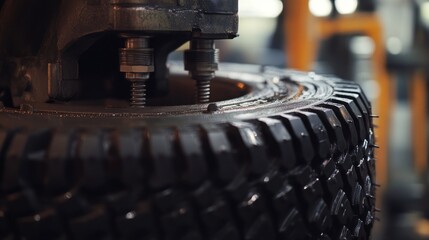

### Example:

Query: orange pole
xmin=284 ymin=0 xmax=317 ymax=71
xmin=411 ymin=71 xmax=427 ymax=175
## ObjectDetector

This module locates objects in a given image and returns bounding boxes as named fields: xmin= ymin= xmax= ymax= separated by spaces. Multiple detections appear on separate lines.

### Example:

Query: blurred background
xmin=172 ymin=0 xmax=429 ymax=239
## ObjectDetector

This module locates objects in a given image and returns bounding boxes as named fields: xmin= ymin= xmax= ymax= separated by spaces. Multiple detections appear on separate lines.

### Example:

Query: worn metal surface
xmin=0 ymin=0 xmax=238 ymax=104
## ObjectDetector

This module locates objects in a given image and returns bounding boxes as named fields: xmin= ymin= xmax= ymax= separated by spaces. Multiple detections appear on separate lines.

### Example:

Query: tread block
xmin=333 ymin=84 xmax=372 ymax=112
xmin=147 ymin=129 xmax=177 ymax=190
xmin=331 ymin=190 xmax=353 ymax=227
xmin=325 ymin=169 xmax=344 ymax=200
xmin=118 ymin=130 xmax=145 ymax=188
xmin=193 ymin=183 xmax=218 ymax=209
xmin=319 ymin=102 xmax=358 ymax=148
xmin=104 ymin=190 xmax=141 ymax=215
xmin=54 ymin=191 xmax=90 ymax=218
xmin=17 ymin=209 xmax=63 ymax=240
xmin=277 ymin=114 xmax=315 ymax=164
xmin=21 ymin=129 xmax=53 ymax=190
xmin=79 ymin=132 xmax=108 ymax=192
xmin=200 ymin=199 xmax=232 ymax=235
xmin=307 ymin=199 xmax=332 ymax=233
xmin=343 ymin=165 xmax=358 ymax=195
xmin=364 ymin=210 xmax=374 ymax=230
xmin=301 ymin=178 xmax=324 ymax=206
xmin=363 ymin=175 xmax=372 ymax=199
xmin=338 ymin=158 xmax=360 ymax=201
xmin=279 ymin=208 xmax=310 ymax=239
xmin=1 ymin=129 xmax=52 ymax=194
xmin=237 ymin=190 xmax=266 ymax=230
xmin=272 ymin=182 xmax=297 ymax=222
xmin=201 ymin=125 xmax=240 ymax=185
xmin=319 ymin=233 xmax=332 ymax=240
xmin=69 ymin=206 xmax=111 ymax=240
xmin=294 ymin=111 xmax=331 ymax=159
xmin=2 ymin=133 xmax=27 ymax=192
xmin=319 ymin=159 xmax=336 ymax=179
xmin=4 ymin=190 xmax=39 ymax=218
xmin=334 ymin=92 xmax=370 ymax=136
xmin=289 ymin=166 xmax=316 ymax=188
xmin=258 ymin=170 xmax=284 ymax=197
xmin=192 ymin=184 xmax=235 ymax=235
xmin=212 ymin=224 xmax=241 ymax=240
xmin=244 ymin=214 xmax=276 ymax=240
xmin=228 ymin=122 xmax=270 ymax=177
xmin=177 ymin=127 xmax=208 ymax=187
xmin=329 ymin=97 xmax=366 ymax=142
xmin=319 ymin=159 xmax=344 ymax=199
xmin=155 ymin=189 xmax=202 ymax=240
xmin=307 ymin=107 xmax=347 ymax=153
xmin=351 ymin=183 xmax=367 ymax=215
xmin=258 ymin=118 xmax=297 ymax=170
xmin=225 ymin=179 xmax=250 ymax=203
xmin=116 ymin=200 xmax=158 ymax=240
xmin=366 ymin=157 xmax=376 ymax=184
xmin=337 ymin=154 xmax=353 ymax=172
xmin=356 ymin=158 xmax=369 ymax=186
xmin=154 ymin=189 xmax=185 ymax=213
xmin=362 ymin=140 xmax=371 ymax=161
xmin=337 ymin=226 xmax=352 ymax=240
xmin=351 ymin=145 xmax=364 ymax=165
xmin=45 ymin=131 xmax=74 ymax=193
xmin=352 ymin=219 xmax=366 ymax=239
xmin=160 ymin=202 xmax=199 ymax=240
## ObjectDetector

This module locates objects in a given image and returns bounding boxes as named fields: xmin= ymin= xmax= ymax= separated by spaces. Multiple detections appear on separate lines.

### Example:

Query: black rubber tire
xmin=0 ymin=64 xmax=376 ymax=240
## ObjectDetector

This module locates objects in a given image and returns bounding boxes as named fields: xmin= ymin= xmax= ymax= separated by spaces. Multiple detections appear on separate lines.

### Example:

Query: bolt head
xmin=206 ymin=103 xmax=219 ymax=112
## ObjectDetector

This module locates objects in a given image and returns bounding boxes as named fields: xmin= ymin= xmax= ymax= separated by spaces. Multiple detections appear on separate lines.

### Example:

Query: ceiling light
xmin=309 ymin=0 xmax=333 ymax=17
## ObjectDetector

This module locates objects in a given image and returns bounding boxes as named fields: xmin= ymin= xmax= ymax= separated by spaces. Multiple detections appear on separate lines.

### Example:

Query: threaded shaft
xmin=130 ymin=79 xmax=147 ymax=108
xmin=196 ymin=78 xmax=211 ymax=103
xmin=120 ymin=36 xmax=154 ymax=108
xmin=185 ymin=39 xmax=218 ymax=104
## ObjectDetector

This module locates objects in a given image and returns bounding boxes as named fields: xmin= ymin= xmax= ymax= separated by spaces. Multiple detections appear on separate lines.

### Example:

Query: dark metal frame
xmin=0 ymin=0 xmax=238 ymax=105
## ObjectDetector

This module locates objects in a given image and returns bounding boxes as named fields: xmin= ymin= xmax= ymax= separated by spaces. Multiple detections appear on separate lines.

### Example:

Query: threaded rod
xmin=196 ymin=78 xmax=211 ymax=103
xmin=184 ymin=39 xmax=218 ymax=104
xmin=130 ymin=79 xmax=147 ymax=107
xmin=120 ymin=36 xmax=154 ymax=108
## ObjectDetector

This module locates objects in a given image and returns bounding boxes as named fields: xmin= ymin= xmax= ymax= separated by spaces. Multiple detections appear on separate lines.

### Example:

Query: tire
xmin=0 ymin=63 xmax=376 ymax=240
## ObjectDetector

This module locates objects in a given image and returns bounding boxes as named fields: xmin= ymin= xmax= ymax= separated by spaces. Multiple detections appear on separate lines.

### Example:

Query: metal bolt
xmin=184 ymin=39 xmax=218 ymax=104
xmin=196 ymin=78 xmax=211 ymax=103
xmin=206 ymin=103 xmax=219 ymax=113
xmin=120 ymin=37 xmax=154 ymax=108
xmin=130 ymin=79 xmax=147 ymax=108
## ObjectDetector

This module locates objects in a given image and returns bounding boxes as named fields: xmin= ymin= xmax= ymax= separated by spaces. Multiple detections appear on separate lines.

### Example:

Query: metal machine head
xmin=0 ymin=0 xmax=238 ymax=107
